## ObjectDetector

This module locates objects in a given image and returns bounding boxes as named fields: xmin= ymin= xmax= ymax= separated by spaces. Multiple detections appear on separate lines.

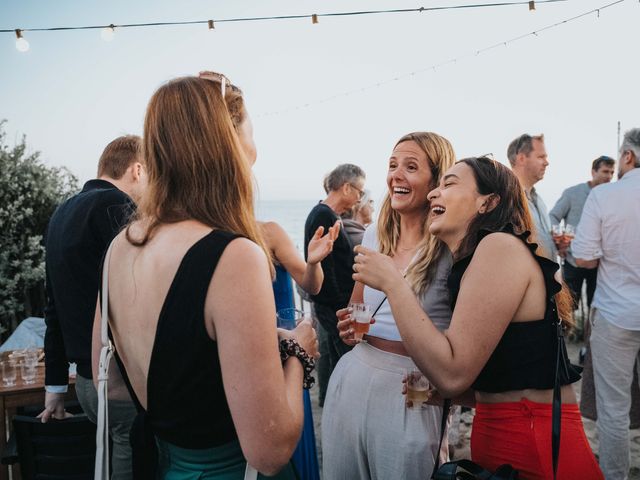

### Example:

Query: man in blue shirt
xmin=549 ymin=155 xmax=615 ymax=308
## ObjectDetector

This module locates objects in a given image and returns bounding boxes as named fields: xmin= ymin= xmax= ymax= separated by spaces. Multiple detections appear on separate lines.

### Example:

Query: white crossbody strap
xmin=95 ymin=241 xmax=115 ymax=480
xmin=244 ymin=463 xmax=258 ymax=480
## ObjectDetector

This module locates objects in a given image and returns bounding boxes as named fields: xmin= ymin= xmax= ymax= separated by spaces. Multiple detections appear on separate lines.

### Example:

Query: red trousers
xmin=471 ymin=399 xmax=603 ymax=480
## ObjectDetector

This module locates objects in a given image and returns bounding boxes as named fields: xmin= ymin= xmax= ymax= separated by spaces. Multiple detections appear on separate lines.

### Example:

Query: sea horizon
xmin=256 ymin=199 xmax=321 ymax=252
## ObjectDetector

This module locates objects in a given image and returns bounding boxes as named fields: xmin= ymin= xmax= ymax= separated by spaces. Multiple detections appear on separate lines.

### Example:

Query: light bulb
xmin=16 ymin=37 xmax=29 ymax=52
xmin=15 ymin=29 xmax=29 ymax=52
xmin=101 ymin=25 xmax=115 ymax=41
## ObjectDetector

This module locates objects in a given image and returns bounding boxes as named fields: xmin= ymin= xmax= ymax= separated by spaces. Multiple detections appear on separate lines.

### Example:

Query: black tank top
xmin=447 ymin=225 xmax=581 ymax=393
xmin=113 ymin=229 xmax=241 ymax=450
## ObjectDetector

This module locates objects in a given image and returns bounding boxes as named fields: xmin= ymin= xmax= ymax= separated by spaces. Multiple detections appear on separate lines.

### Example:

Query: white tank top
xmin=362 ymin=225 xmax=453 ymax=341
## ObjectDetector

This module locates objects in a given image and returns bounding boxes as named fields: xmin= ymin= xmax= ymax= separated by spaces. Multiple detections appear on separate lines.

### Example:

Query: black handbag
xmin=434 ymin=459 xmax=518 ymax=480
xmin=430 ymin=318 xmax=568 ymax=480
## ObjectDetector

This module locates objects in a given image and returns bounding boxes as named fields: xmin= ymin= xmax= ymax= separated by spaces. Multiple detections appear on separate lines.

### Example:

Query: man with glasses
xmin=549 ymin=155 xmax=615 ymax=309
xmin=573 ymin=128 xmax=640 ymax=480
xmin=305 ymin=163 xmax=366 ymax=406
xmin=507 ymin=133 xmax=556 ymax=258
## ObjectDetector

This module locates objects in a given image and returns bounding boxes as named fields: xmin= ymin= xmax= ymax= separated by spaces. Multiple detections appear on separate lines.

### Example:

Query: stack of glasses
xmin=1 ymin=348 xmax=41 ymax=387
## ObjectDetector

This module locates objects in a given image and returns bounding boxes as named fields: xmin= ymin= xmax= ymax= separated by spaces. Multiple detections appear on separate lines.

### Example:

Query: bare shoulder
xmin=260 ymin=221 xmax=288 ymax=246
xmin=460 ymin=231 xmax=534 ymax=301
xmin=476 ymin=231 xmax=528 ymax=254
xmin=222 ymin=236 xmax=268 ymax=263
xmin=472 ymin=232 xmax=533 ymax=270
xmin=109 ymin=227 xmax=138 ymax=260
xmin=111 ymin=227 xmax=129 ymax=247
xmin=262 ymin=221 xmax=287 ymax=236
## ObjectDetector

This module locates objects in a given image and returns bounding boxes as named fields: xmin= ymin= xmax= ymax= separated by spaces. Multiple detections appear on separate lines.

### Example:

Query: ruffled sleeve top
xmin=447 ymin=225 xmax=581 ymax=393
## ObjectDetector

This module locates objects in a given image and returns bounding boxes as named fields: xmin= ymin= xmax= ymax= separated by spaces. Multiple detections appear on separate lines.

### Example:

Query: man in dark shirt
xmin=39 ymin=135 xmax=146 ymax=479
xmin=304 ymin=163 xmax=366 ymax=405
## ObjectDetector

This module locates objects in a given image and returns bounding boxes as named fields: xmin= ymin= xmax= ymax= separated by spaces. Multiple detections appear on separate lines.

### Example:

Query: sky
xmin=1 ymin=0 xmax=638 ymax=208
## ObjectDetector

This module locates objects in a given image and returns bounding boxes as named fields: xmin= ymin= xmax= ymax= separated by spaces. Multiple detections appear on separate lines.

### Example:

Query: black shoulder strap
xmin=431 ymin=398 xmax=452 ymax=478
xmin=551 ymin=320 xmax=564 ymax=479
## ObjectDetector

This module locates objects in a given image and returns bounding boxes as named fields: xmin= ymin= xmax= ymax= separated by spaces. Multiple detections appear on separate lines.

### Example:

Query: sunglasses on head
xmin=198 ymin=71 xmax=241 ymax=98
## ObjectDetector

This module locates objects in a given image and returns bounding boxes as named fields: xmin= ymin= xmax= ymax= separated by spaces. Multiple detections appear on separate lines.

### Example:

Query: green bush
xmin=0 ymin=120 xmax=78 ymax=338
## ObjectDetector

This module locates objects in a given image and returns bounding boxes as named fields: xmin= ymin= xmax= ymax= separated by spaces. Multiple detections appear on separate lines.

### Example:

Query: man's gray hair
xmin=621 ymin=128 xmax=640 ymax=167
xmin=324 ymin=164 xmax=366 ymax=192
xmin=507 ymin=133 xmax=545 ymax=166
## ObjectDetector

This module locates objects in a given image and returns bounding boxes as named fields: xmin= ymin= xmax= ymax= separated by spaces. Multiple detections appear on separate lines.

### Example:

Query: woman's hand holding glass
xmin=401 ymin=371 xmax=442 ymax=409
xmin=337 ymin=307 xmax=357 ymax=346
xmin=306 ymin=220 xmax=341 ymax=265
xmin=352 ymin=245 xmax=404 ymax=294
xmin=337 ymin=305 xmax=376 ymax=346
xmin=285 ymin=320 xmax=319 ymax=359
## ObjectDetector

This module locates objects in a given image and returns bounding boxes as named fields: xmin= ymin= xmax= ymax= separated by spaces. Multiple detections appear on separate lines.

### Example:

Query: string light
xmin=529 ymin=1 xmax=536 ymax=10
xmin=14 ymin=29 xmax=29 ymax=52
xmin=258 ymin=0 xmax=627 ymax=117
xmin=2 ymin=0 xmax=570 ymax=48
xmin=100 ymin=24 xmax=115 ymax=41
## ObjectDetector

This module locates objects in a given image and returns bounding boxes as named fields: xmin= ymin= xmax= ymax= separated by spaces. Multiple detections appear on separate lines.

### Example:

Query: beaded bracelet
xmin=279 ymin=338 xmax=316 ymax=390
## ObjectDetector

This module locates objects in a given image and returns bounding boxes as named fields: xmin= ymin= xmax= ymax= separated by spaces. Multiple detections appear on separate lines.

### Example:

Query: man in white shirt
xmin=507 ymin=133 xmax=556 ymax=258
xmin=573 ymin=128 xmax=640 ymax=480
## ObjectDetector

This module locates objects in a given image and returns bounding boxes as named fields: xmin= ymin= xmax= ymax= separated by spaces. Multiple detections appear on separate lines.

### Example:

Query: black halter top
xmin=447 ymin=225 xmax=581 ymax=393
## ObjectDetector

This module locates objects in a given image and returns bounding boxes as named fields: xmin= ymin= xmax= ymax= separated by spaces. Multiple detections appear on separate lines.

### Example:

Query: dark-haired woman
xmin=353 ymin=157 xmax=602 ymax=479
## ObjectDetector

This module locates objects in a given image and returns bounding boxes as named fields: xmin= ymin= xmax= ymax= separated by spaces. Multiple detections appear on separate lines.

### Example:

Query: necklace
xmin=396 ymin=244 xmax=418 ymax=252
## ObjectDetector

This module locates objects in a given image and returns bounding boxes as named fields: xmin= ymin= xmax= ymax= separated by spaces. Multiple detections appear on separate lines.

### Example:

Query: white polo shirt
xmin=572 ymin=168 xmax=640 ymax=330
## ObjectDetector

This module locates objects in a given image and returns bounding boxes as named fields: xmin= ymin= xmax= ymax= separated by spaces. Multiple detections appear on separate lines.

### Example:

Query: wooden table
xmin=0 ymin=362 xmax=76 ymax=480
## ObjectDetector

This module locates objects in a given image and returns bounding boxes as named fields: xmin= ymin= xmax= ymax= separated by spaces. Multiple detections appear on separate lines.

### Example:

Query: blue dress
xmin=273 ymin=265 xmax=321 ymax=480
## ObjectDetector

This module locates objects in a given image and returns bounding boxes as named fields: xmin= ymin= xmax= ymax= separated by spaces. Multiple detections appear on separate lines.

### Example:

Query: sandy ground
xmin=309 ymin=339 xmax=640 ymax=479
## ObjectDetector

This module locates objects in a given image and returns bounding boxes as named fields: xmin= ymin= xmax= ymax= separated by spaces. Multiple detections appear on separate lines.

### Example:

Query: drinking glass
xmin=1 ymin=361 xmax=17 ymax=387
xmin=563 ymin=223 xmax=575 ymax=241
xmin=349 ymin=303 xmax=372 ymax=341
xmin=8 ymin=349 xmax=24 ymax=365
xmin=24 ymin=348 xmax=39 ymax=367
xmin=551 ymin=224 xmax=571 ymax=266
xmin=406 ymin=369 xmax=432 ymax=409
xmin=276 ymin=308 xmax=305 ymax=331
xmin=20 ymin=361 xmax=37 ymax=384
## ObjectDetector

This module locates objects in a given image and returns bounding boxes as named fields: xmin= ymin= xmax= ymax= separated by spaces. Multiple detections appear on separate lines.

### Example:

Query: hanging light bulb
xmin=312 ymin=14 xmax=319 ymax=24
xmin=208 ymin=20 xmax=215 ymax=30
xmin=15 ymin=29 xmax=30 ymax=52
xmin=101 ymin=24 xmax=115 ymax=41
xmin=529 ymin=1 xmax=536 ymax=10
